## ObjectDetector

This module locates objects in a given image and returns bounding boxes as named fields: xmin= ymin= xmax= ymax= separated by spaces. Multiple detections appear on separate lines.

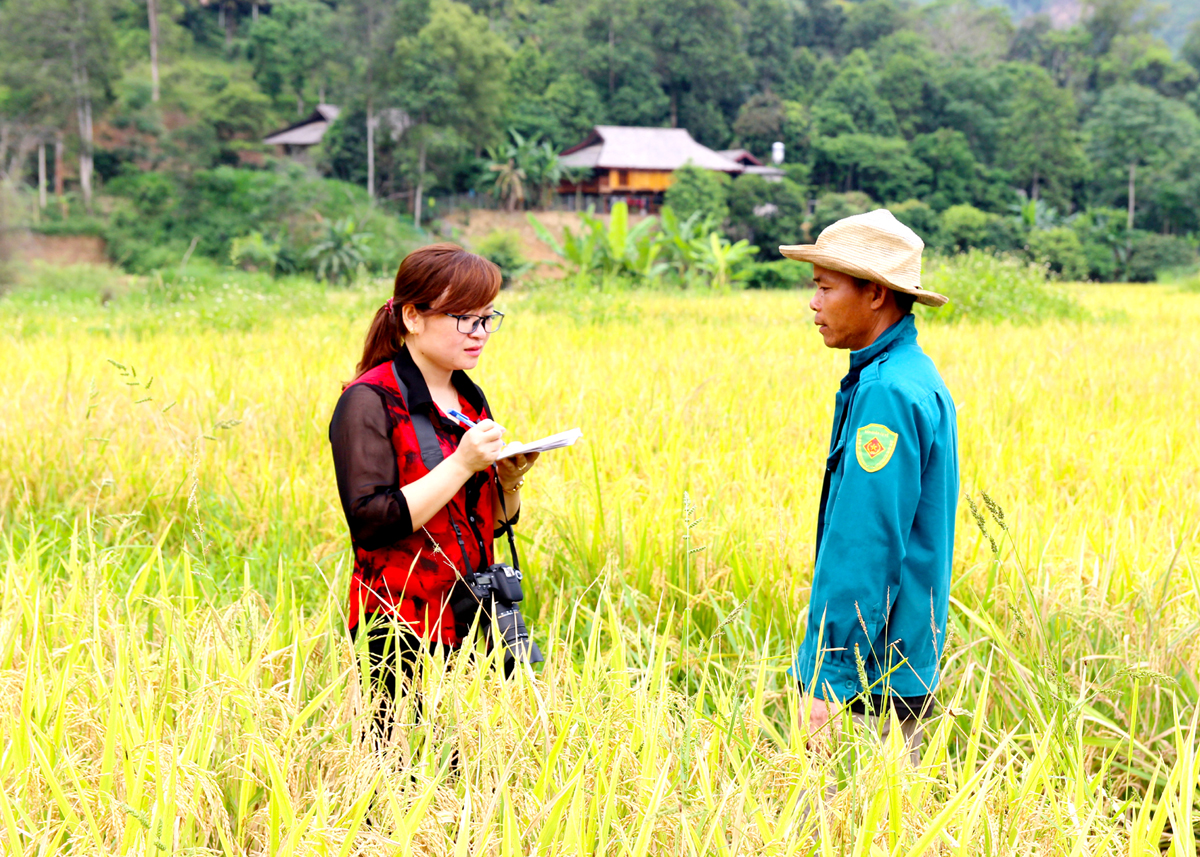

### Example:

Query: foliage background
xmin=1 ymin=0 xmax=1199 ymax=282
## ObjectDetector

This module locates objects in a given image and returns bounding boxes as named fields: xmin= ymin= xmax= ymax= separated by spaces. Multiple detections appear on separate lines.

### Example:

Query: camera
xmin=450 ymin=563 xmax=544 ymax=668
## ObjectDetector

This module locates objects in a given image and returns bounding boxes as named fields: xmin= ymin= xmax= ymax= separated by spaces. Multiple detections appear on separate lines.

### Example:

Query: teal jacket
xmin=795 ymin=314 xmax=959 ymax=703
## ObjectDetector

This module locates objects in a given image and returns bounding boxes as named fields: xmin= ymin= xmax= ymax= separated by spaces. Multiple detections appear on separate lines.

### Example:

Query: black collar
xmin=391 ymin=346 xmax=486 ymax=415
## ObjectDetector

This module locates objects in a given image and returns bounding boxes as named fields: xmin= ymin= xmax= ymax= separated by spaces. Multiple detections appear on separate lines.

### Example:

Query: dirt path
xmin=13 ymin=233 xmax=109 ymax=265
xmin=440 ymin=209 xmax=650 ymax=268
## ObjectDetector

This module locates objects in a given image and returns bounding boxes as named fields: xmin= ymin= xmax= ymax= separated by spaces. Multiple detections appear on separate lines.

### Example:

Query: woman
xmin=328 ymin=243 xmax=538 ymax=722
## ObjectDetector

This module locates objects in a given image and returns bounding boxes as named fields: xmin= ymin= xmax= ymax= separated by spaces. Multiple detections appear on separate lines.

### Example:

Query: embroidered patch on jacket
xmin=856 ymin=424 xmax=898 ymax=472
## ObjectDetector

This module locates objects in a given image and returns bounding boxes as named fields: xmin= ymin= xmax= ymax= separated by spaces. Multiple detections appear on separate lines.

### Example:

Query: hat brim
xmin=780 ymin=244 xmax=949 ymax=307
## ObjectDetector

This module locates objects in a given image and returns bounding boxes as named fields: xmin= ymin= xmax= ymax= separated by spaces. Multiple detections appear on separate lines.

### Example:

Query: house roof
xmin=742 ymin=164 xmax=787 ymax=178
xmin=263 ymin=104 xmax=341 ymax=147
xmin=560 ymin=126 xmax=742 ymax=172
xmin=719 ymin=148 xmax=764 ymax=166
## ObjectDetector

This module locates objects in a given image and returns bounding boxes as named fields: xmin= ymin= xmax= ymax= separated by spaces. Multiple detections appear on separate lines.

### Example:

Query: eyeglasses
xmin=443 ymin=311 xmax=505 ymax=334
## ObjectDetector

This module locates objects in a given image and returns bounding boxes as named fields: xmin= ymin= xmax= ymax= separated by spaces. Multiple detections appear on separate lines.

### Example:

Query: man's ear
xmin=869 ymin=282 xmax=891 ymax=310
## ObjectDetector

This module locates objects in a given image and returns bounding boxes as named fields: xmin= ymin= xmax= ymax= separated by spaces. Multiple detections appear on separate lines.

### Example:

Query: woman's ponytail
xmin=354 ymin=303 xmax=405 ymax=378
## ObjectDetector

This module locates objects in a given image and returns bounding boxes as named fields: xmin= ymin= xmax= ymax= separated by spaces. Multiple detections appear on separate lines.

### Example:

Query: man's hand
xmin=804 ymin=697 xmax=836 ymax=731
xmin=802 ymin=697 xmax=841 ymax=753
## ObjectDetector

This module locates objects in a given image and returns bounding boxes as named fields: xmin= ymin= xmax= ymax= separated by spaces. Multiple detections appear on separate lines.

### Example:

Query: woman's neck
xmin=407 ymin=344 xmax=456 ymax=401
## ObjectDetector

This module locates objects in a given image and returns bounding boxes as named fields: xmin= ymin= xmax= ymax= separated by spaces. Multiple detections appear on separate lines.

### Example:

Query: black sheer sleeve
xmin=329 ymin=385 xmax=414 ymax=550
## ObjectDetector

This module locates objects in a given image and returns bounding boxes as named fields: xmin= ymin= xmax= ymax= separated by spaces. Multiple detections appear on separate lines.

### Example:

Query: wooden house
xmin=558 ymin=126 xmax=744 ymax=211
xmin=263 ymin=104 xmax=340 ymax=160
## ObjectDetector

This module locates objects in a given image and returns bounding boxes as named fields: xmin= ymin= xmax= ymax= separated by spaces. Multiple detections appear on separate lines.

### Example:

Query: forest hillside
xmin=1 ymin=0 xmax=1198 ymax=282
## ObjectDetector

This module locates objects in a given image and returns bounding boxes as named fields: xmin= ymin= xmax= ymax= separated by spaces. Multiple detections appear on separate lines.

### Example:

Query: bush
xmin=1068 ymin=207 xmax=1126 ymax=281
xmin=726 ymin=175 xmax=808 ymax=260
xmin=1026 ymin=227 xmax=1088 ymax=281
xmin=474 ymin=230 xmax=532 ymax=287
xmin=1125 ymin=233 xmax=1197 ymax=283
xmin=921 ymin=250 xmax=1085 ymax=324
xmin=230 ymin=232 xmax=281 ymax=274
xmin=664 ymin=164 xmax=731 ymax=224
xmin=811 ymin=191 xmax=875 ymax=236
xmin=939 ymin=204 xmax=996 ymax=252
xmin=102 ymin=165 xmax=423 ymax=275
xmin=889 ymin=199 xmax=940 ymax=246
xmin=1079 ymin=240 xmax=1119 ymax=282
xmin=743 ymin=259 xmax=813 ymax=289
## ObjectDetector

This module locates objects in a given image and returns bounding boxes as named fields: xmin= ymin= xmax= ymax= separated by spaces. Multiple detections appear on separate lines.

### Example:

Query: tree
xmin=637 ymin=0 xmax=750 ymax=143
xmin=486 ymin=130 xmax=562 ymax=211
xmin=1082 ymin=0 xmax=1160 ymax=60
xmin=502 ymin=42 xmax=604 ymax=149
xmin=389 ymin=0 xmax=511 ymax=226
xmin=733 ymin=92 xmax=784 ymax=158
xmin=743 ymin=0 xmax=796 ymax=92
xmin=1183 ymin=21 xmax=1200 ymax=74
xmin=726 ymin=175 xmax=807 ymax=260
xmin=876 ymin=45 xmax=942 ymax=139
xmin=1097 ymin=33 xmax=1198 ymax=98
xmin=911 ymin=129 xmax=984 ymax=211
xmin=148 ymin=0 xmax=161 ymax=102
xmin=837 ymin=0 xmax=905 ymax=56
xmin=812 ymin=51 xmax=899 ymax=138
xmin=1084 ymin=84 xmax=1199 ymax=229
xmin=663 ymin=164 xmax=730 ymax=223
xmin=0 ymin=0 xmax=117 ymax=211
xmin=248 ymin=0 xmax=334 ymax=116
xmin=998 ymin=65 xmax=1087 ymax=206
xmin=935 ymin=63 xmax=1008 ymax=165
xmin=333 ymin=0 xmax=398 ymax=201
xmin=916 ymin=0 xmax=1013 ymax=66
xmin=812 ymin=134 xmax=928 ymax=202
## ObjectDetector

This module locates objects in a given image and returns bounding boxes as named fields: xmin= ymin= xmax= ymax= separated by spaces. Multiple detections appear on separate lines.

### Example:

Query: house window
xmin=618 ymin=170 xmax=629 ymax=186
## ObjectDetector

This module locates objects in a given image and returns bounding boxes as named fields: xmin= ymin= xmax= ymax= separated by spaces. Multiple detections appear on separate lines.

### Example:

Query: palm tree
xmin=488 ymin=157 xmax=526 ymax=211
xmin=488 ymin=130 xmax=569 ymax=211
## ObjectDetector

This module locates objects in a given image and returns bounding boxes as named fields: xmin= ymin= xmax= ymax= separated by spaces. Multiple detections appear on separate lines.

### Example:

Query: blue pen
xmin=446 ymin=408 xmax=478 ymax=429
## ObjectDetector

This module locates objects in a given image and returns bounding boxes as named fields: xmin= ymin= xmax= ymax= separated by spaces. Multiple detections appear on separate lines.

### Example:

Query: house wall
xmin=561 ymin=169 xmax=675 ymax=196
xmin=605 ymin=169 xmax=673 ymax=193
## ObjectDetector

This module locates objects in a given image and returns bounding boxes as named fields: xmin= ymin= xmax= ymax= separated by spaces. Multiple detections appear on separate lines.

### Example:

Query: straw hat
xmin=779 ymin=209 xmax=948 ymax=307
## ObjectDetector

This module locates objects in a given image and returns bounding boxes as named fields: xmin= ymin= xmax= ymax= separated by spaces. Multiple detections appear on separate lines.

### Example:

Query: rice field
xmin=0 ymin=266 xmax=1198 ymax=855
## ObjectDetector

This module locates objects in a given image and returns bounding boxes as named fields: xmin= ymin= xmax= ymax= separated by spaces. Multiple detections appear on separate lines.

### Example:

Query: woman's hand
xmin=451 ymin=419 xmax=507 ymax=473
xmin=497 ymin=451 xmax=540 ymax=492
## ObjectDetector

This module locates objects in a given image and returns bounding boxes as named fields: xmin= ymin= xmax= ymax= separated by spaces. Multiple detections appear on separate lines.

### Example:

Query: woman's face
xmin=403 ymin=302 xmax=495 ymax=373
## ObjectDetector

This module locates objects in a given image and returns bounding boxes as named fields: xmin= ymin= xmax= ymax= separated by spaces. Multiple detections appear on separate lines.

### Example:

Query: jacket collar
xmin=391 ymin=346 xmax=485 ymax=414
xmin=838 ymin=315 xmax=916 ymax=391
xmin=848 ymin=314 xmax=916 ymax=373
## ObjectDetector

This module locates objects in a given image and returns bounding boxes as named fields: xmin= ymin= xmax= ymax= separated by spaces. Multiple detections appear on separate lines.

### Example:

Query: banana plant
xmin=528 ymin=202 xmax=746 ymax=286
xmin=529 ymin=202 xmax=665 ymax=281
xmin=690 ymin=231 xmax=759 ymax=289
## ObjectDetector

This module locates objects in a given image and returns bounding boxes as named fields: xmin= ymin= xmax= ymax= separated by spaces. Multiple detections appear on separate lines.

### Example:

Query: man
xmin=780 ymin=209 xmax=959 ymax=764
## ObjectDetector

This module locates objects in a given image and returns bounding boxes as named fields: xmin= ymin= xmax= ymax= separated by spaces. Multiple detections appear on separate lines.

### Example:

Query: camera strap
xmin=392 ymin=363 xmax=517 ymax=571
xmin=391 ymin=364 xmax=446 ymax=472
xmin=494 ymin=473 xmax=521 ymax=572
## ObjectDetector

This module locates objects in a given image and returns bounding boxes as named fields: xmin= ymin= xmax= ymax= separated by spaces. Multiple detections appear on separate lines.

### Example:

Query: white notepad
xmin=497 ymin=427 xmax=583 ymax=460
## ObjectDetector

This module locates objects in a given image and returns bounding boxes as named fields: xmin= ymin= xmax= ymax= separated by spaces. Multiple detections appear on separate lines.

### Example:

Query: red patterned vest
xmin=344 ymin=355 xmax=495 ymax=645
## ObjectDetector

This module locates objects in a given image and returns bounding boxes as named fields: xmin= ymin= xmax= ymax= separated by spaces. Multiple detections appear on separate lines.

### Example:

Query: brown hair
xmin=354 ymin=243 xmax=502 ymax=378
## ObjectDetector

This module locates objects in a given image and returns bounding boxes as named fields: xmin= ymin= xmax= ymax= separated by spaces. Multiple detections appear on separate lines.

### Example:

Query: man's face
xmin=809 ymin=265 xmax=882 ymax=350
